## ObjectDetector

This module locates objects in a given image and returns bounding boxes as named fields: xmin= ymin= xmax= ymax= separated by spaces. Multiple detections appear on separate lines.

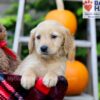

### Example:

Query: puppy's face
xmin=29 ymin=20 xmax=74 ymax=60
xmin=35 ymin=28 xmax=63 ymax=57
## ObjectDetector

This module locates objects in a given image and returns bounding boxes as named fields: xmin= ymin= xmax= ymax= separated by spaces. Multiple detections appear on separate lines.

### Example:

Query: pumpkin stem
xmin=56 ymin=0 xmax=64 ymax=10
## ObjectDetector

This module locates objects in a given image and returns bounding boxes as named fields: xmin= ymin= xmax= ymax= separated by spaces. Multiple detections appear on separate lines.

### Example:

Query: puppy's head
xmin=28 ymin=20 xmax=75 ymax=60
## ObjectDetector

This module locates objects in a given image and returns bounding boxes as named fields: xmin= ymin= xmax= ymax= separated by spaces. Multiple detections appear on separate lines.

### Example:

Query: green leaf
xmin=97 ymin=43 xmax=100 ymax=56
xmin=76 ymin=7 xmax=82 ymax=16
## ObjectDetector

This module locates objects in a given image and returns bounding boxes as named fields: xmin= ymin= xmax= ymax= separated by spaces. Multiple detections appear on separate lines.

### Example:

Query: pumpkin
xmin=45 ymin=9 xmax=77 ymax=35
xmin=65 ymin=60 xmax=89 ymax=95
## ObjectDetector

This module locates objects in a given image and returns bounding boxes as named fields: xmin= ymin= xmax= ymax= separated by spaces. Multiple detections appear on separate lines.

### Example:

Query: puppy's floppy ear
xmin=28 ymin=28 xmax=36 ymax=54
xmin=62 ymin=27 xmax=75 ymax=61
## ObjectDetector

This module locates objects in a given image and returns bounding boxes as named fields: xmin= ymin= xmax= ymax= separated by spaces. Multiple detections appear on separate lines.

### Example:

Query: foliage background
xmin=0 ymin=0 xmax=100 ymax=98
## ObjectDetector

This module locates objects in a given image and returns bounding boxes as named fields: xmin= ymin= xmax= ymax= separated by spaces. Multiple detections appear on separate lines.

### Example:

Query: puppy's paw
xmin=21 ymin=74 xmax=36 ymax=89
xmin=43 ymin=73 xmax=58 ymax=87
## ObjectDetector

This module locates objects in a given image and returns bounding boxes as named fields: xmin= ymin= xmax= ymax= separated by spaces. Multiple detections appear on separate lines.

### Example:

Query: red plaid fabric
xmin=0 ymin=73 xmax=24 ymax=100
xmin=0 ymin=73 xmax=68 ymax=100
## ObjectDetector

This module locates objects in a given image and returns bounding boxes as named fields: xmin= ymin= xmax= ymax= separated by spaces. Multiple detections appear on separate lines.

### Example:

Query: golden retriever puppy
xmin=14 ymin=20 xmax=75 ymax=89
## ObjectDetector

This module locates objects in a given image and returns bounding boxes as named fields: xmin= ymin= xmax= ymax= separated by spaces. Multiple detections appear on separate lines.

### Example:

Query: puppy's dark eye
xmin=36 ymin=35 xmax=41 ymax=40
xmin=51 ymin=35 xmax=57 ymax=39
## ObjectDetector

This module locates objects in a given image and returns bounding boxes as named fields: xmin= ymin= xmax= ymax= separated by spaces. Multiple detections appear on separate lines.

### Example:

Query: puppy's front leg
xmin=43 ymin=72 xmax=58 ymax=88
xmin=21 ymin=69 xmax=36 ymax=89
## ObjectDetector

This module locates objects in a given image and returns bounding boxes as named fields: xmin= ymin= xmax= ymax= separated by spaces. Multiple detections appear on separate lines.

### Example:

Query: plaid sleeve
xmin=0 ymin=73 xmax=24 ymax=100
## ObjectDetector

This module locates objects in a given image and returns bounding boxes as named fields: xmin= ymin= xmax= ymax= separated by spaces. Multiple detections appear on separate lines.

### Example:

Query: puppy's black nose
xmin=40 ymin=45 xmax=48 ymax=53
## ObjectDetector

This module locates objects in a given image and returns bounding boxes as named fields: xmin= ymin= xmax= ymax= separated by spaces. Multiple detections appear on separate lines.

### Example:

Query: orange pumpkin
xmin=65 ymin=60 xmax=89 ymax=95
xmin=45 ymin=9 xmax=77 ymax=35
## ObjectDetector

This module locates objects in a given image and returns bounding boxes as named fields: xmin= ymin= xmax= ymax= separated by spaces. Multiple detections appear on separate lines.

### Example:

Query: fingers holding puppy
xmin=21 ymin=71 xmax=36 ymax=89
xmin=43 ymin=72 xmax=58 ymax=88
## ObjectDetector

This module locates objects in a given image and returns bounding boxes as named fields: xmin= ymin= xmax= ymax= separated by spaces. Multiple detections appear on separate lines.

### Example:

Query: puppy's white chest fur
xmin=34 ymin=58 xmax=66 ymax=77
xmin=15 ymin=53 xmax=66 ymax=77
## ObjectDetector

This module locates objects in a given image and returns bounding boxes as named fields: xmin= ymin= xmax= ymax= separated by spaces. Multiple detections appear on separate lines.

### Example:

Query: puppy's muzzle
xmin=40 ymin=45 xmax=48 ymax=54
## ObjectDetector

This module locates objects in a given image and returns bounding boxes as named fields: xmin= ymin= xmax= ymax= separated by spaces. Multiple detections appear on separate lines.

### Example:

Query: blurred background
xmin=0 ymin=0 xmax=99 ymax=99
